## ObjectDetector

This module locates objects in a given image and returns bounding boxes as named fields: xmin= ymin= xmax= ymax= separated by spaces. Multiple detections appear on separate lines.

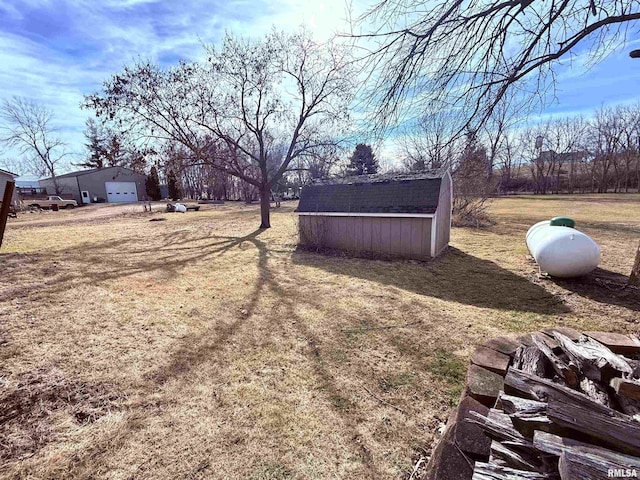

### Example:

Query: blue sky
xmin=1 ymin=0 xmax=639 ymax=175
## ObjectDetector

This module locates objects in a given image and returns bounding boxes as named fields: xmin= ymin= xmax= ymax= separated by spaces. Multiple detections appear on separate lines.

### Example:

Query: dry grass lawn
xmin=0 ymin=195 xmax=639 ymax=479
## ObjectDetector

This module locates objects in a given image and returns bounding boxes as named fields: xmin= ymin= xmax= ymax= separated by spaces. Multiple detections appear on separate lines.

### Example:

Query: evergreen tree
xmin=347 ymin=144 xmax=378 ymax=175
xmin=75 ymin=118 xmax=105 ymax=169
xmin=145 ymin=166 xmax=162 ymax=200
xmin=167 ymin=169 xmax=181 ymax=200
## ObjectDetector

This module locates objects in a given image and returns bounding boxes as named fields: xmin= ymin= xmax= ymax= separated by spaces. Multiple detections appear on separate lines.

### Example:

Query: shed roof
xmin=41 ymin=166 xmax=143 ymax=181
xmin=296 ymin=171 xmax=445 ymax=215
xmin=0 ymin=168 xmax=18 ymax=177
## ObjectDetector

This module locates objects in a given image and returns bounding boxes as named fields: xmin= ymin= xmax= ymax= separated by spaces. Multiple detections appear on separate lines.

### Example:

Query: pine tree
xmin=167 ymin=169 xmax=181 ymax=200
xmin=75 ymin=118 xmax=105 ymax=169
xmin=348 ymin=144 xmax=378 ymax=175
xmin=145 ymin=166 xmax=162 ymax=201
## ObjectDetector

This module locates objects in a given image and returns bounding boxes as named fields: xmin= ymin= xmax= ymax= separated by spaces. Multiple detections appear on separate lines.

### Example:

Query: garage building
xmin=296 ymin=170 xmax=453 ymax=259
xmin=39 ymin=166 xmax=147 ymax=204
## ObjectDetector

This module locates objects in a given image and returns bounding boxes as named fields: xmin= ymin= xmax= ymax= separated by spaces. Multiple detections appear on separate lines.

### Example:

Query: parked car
xmin=29 ymin=196 xmax=78 ymax=209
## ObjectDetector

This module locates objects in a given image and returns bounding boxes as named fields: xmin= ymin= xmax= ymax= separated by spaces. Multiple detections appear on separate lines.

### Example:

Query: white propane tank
xmin=525 ymin=220 xmax=600 ymax=278
xmin=174 ymin=203 xmax=187 ymax=213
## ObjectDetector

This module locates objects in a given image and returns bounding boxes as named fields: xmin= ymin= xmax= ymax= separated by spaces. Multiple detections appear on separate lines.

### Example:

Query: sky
xmin=1 ymin=0 xmax=639 ymax=176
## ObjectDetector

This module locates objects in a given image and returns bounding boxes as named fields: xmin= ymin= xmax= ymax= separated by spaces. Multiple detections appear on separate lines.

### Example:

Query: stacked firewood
xmin=469 ymin=331 xmax=640 ymax=479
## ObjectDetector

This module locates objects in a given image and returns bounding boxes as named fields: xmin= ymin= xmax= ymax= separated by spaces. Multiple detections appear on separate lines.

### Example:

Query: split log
xmin=559 ymin=449 xmax=640 ymax=480
xmin=531 ymin=333 xmax=577 ymax=387
xmin=504 ymin=368 xmax=610 ymax=416
xmin=499 ymin=393 xmax=553 ymax=437
xmin=547 ymin=397 xmax=640 ymax=457
xmin=552 ymin=332 xmax=632 ymax=382
xmin=533 ymin=430 xmax=637 ymax=462
xmin=611 ymin=377 xmax=640 ymax=401
xmin=512 ymin=346 xmax=548 ymax=378
xmin=489 ymin=441 xmax=543 ymax=473
xmin=472 ymin=463 xmax=552 ymax=480
xmin=467 ymin=410 xmax=533 ymax=451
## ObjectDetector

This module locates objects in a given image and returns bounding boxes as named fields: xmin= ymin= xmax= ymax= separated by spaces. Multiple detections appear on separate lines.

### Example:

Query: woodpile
xmin=424 ymin=329 xmax=640 ymax=480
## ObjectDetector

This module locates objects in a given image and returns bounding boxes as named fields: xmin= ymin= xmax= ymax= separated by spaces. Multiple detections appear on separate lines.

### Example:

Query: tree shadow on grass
xmin=552 ymin=267 xmax=640 ymax=312
xmin=291 ymin=247 xmax=570 ymax=315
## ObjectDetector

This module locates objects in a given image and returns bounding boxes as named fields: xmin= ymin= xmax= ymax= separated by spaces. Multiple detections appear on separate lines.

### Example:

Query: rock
xmin=466 ymin=364 xmax=504 ymax=407
xmin=483 ymin=336 xmax=520 ymax=358
xmin=454 ymin=396 xmax=492 ymax=459
xmin=471 ymin=347 xmax=511 ymax=376
xmin=585 ymin=331 xmax=640 ymax=355
xmin=543 ymin=327 xmax=581 ymax=342
xmin=422 ymin=420 xmax=474 ymax=480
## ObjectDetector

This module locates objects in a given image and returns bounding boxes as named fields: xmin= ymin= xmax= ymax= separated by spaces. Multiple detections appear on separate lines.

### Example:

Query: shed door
xmin=105 ymin=182 xmax=138 ymax=202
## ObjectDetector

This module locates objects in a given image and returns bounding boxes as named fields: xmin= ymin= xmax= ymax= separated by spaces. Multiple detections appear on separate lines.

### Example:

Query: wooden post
xmin=0 ymin=180 xmax=15 ymax=250
xmin=629 ymin=241 xmax=640 ymax=287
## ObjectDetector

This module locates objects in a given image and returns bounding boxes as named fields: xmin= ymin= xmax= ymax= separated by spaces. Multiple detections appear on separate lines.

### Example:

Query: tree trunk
xmin=629 ymin=241 xmax=640 ymax=287
xmin=259 ymin=187 xmax=271 ymax=229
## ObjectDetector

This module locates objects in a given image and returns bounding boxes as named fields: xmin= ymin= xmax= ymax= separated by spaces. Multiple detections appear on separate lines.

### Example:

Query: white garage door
xmin=105 ymin=182 xmax=138 ymax=203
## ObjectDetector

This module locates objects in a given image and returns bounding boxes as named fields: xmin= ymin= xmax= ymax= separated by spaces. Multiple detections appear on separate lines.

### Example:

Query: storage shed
xmin=296 ymin=170 xmax=453 ymax=259
xmin=0 ymin=168 xmax=19 ymax=205
xmin=39 ymin=166 xmax=147 ymax=204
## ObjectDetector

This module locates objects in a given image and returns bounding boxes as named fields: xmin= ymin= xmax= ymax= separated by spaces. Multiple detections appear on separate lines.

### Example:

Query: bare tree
xmin=357 ymin=1 xmax=640 ymax=132
xmin=0 ymin=97 xmax=69 ymax=193
xmin=86 ymin=30 xmax=356 ymax=228
xmin=399 ymin=110 xmax=462 ymax=172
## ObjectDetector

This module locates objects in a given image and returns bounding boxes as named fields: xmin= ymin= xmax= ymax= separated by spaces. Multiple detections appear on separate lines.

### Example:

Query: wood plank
xmin=409 ymin=218 xmax=423 ymax=258
xmin=472 ymin=463 xmax=552 ymax=480
xmin=467 ymin=410 xmax=533 ymax=450
xmin=400 ymin=218 xmax=412 ymax=256
xmin=531 ymin=333 xmax=577 ymax=387
xmin=353 ymin=216 xmax=364 ymax=252
xmin=380 ymin=217 xmax=392 ymax=255
xmin=533 ymin=430 xmax=638 ymax=463
xmin=547 ymin=397 xmax=640 ymax=457
xmin=499 ymin=393 xmax=554 ymax=438
xmin=559 ymin=449 xmax=640 ymax=480
xmin=611 ymin=377 xmax=640 ymax=401
xmin=489 ymin=441 xmax=542 ymax=473
xmin=370 ymin=217 xmax=382 ymax=252
xmin=503 ymin=368 xmax=612 ymax=416
xmin=388 ymin=218 xmax=402 ymax=255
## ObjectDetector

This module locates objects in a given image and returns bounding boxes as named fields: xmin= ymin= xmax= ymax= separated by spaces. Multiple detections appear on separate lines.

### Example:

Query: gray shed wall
xmin=38 ymin=177 xmax=81 ymax=201
xmin=434 ymin=172 xmax=452 ymax=256
xmin=0 ymin=172 xmax=18 ymax=205
xmin=299 ymin=215 xmax=433 ymax=259
xmin=77 ymin=167 xmax=147 ymax=202
xmin=38 ymin=167 xmax=147 ymax=203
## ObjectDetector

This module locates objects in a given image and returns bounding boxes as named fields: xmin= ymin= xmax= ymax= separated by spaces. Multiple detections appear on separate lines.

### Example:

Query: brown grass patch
xmin=0 ymin=197 xmax=638 ymax=478
xmin=0 ymin=367 xmax=123 ymax=465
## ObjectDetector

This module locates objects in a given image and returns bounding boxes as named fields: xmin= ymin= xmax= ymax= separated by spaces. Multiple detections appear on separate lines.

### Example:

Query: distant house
xmin=39 ymin=166 xmax=148 ymax=204
xmin=296 ymin=170 xmax=453 ymax=259
xmin=0 ymin=168 xmax=19 ymax=205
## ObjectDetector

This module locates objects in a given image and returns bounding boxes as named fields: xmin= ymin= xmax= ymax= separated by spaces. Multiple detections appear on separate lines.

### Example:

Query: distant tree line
xmin=400 ymin=103 xmax=640 ymax=197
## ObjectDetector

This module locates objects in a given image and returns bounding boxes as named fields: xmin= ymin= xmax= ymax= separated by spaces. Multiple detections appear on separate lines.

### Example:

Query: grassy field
xmin=0 ymin=195 xmax=639 ymax=479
